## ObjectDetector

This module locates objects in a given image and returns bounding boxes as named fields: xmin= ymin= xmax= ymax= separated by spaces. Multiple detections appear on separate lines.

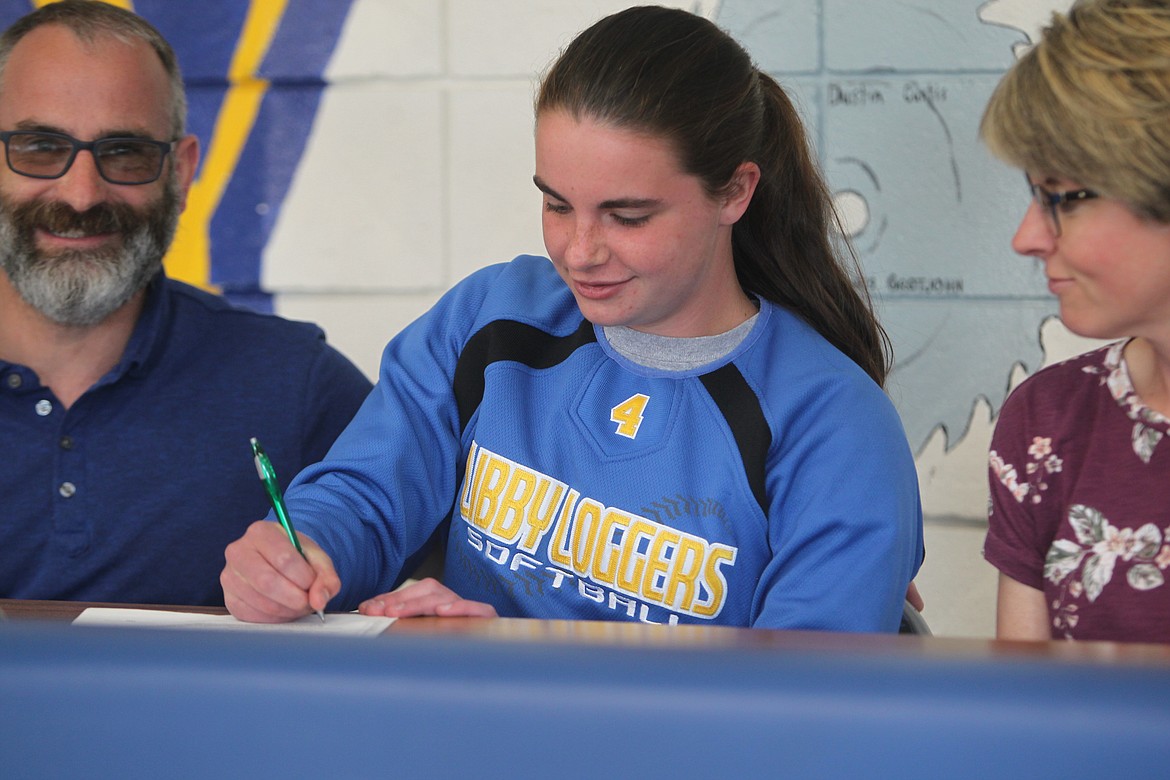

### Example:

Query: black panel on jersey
xmin=454 ymin=318 xmax=597 ymax=432
xmin=699 ymin=365 xmax=771 ymax=513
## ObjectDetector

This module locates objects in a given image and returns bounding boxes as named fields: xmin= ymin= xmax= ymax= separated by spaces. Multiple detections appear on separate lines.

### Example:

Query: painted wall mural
xmin=0 ymin=0 xmax=1085 ymax=525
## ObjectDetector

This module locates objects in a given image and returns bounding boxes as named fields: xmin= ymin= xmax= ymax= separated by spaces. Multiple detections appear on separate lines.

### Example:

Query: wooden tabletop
xmin=5 ymin=597 xmax=1170 ymax=665
xmin=0 ymin=598 xmax=225 ymax=621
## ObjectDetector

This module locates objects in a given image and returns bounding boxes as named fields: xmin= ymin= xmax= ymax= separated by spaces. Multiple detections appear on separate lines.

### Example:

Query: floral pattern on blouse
xmin=990 ymin=341 xmax=1167 ymax=504
xmin=989 ymin=340 xmax=1170 ymax=637
xmin=1082 ymin=340 xmax=1168 ymax=464
xmin=989 ymin=437 xmax=1062 ymax=505
xmin=1043 ymin=506 xmax=1170 ymax=635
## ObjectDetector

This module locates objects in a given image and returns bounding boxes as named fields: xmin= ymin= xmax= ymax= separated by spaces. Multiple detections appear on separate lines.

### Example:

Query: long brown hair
xmin=536 ymin=5 xmax=890 ymax=385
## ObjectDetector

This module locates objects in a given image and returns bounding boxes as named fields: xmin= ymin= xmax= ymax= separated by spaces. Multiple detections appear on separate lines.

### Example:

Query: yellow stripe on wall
xmin=166 ymin=0 xmax=290 ymax=291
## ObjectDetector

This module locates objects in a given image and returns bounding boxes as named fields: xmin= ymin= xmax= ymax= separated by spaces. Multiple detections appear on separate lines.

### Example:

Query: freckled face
xmin=534 ymin=110 xmax=754 ymax=337
xmin=1012 ymin=174 xmax=1170 ymax=342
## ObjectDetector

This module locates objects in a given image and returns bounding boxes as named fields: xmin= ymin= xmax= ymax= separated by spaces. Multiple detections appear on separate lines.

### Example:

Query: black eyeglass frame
xmin=1026 ymin=177 xmax=1099 ymax=237
xmin=0 ymin=130 xmax=174 ymax=186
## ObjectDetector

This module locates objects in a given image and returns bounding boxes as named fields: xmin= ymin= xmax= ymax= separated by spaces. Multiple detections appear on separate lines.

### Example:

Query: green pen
xmin=250 ymin=437 xmax=325 ymax=623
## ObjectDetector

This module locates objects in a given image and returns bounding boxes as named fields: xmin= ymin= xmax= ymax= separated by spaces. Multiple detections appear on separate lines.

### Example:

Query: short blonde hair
xmin=981 ymin=0 xmax=1170 ymax=222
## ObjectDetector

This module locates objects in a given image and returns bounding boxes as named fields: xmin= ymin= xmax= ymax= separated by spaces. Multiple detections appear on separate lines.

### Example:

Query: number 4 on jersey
xmin=610 ymin=393 xmax=650 ymax=439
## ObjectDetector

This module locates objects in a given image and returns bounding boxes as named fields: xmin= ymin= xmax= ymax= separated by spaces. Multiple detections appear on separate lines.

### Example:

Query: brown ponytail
xmin=538 ymin=5 xmax=890 ymax=384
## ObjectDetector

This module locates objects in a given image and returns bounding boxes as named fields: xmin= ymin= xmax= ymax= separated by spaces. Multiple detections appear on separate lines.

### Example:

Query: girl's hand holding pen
xmin=221 ymin=520 xmax=341 ymax=624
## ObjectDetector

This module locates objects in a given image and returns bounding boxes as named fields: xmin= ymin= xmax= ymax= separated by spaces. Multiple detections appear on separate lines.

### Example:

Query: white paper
xmin=73 ymin=607 xmax=395 ymax=636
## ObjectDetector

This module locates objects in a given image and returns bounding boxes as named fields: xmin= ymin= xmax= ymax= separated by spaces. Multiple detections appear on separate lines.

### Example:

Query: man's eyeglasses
xmin=1027 ymin=179 xmax=1098 ymax=237
xmin=0 ymin=130 xmax=173 ymax=185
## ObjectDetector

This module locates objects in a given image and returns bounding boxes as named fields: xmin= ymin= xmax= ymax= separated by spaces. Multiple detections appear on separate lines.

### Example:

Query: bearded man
xmin=0 ymin=1 xmax=371 ymax=606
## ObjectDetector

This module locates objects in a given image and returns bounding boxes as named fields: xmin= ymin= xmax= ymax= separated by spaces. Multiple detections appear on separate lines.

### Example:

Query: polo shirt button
xmin=60 ymin=436 xmax=75 ymax=450
xmin=5 ymin=373 xmax=20 ymax=389
xmin=59 ymin=482 xmax=77 ymax=498
xmin=35 ymin=399 xmax=52 ymax=416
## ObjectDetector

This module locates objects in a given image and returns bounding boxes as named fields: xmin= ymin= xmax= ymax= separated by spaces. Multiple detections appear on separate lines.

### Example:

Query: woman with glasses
xmin=981 ymin=0 xmax=1170 ymax=642
xmin=222 ymin=5 xmax=923 ymax=630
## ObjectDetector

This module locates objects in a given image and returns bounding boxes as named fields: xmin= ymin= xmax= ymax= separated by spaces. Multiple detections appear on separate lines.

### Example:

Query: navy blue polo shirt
xmin=0 ymin=274 xmax=372 ymax=606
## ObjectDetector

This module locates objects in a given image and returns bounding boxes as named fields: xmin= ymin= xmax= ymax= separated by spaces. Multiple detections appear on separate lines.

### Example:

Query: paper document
xmin=73 ymin=608 xmax=395 ymax=636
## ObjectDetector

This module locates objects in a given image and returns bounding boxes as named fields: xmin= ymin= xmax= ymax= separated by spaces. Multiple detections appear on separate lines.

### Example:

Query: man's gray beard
xmin=0 ymin=178 xmax=181 ymax=327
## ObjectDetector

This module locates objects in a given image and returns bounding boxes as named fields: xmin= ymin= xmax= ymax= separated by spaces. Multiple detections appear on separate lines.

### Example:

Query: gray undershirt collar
xmin=602 ymin=312 xmax=759 ymax=372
